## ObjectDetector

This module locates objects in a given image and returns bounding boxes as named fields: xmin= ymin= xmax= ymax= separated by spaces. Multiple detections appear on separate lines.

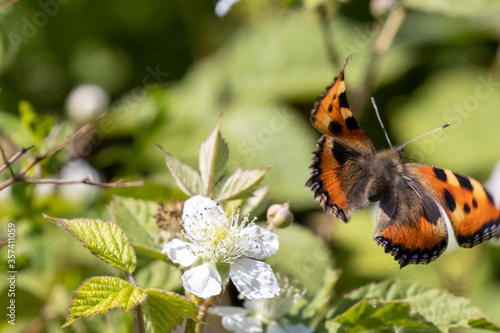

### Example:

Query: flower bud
xmin=267 ymin=201 xmax=294 ymax=228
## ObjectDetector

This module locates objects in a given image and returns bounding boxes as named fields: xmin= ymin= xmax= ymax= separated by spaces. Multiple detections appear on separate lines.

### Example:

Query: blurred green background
xmin=1 ymin=0 xmax=500 ymax=331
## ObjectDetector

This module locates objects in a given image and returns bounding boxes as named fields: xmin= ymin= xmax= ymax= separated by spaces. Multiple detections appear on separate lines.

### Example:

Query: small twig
xmin=316 ymin=3 xmax=340 ymax=68
xmin=353 ymin=5 xmax=405 ymax=112
xmin=22 ymin=177 xmax=144 ymax=188
xmin=0 ymin=115 xmax=105 ymax=192
xmin=0 ymin=0 xmax=22 ymax=6
xmin=0 ymin=145 xmax=35 ymax=175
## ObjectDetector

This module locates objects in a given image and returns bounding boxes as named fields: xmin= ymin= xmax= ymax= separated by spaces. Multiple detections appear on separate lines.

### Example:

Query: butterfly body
xmin=306 ymin=58 xmax=500 ymax=267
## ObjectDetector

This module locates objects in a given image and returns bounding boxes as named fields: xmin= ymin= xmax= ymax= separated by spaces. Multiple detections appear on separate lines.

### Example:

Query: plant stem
xmin=195 ymin=297 xmax=216 ymax=333
xmin=126 ymin=272 xmax=146 ymax=333
xmin=185 ymin=294 xmax=200 ymax=333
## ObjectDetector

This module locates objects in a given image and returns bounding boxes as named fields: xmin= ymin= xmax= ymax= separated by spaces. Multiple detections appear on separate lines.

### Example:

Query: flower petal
xmin=182 ymin=196 xmax=226 ymax=237
xmin=214 ymin=0 xmax=240 ymax=17
xmin=163 ymin=238 xmax=197 ymax=267
xmin=209 ymin=306 xmax=251 ymax=317
xmin=221 ymin=313 xmax=262 ymax=333
xmin=230 ymin=258 xmax=279 ymax=299
xmin=244 ymin=226 xmax=279 ymax=260
xmin=181 ymin=262 xmax=222 ymax=298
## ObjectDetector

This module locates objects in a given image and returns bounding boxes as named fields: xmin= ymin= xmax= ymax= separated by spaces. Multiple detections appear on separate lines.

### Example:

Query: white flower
xmin=210 ymin=276 xmax=313 ymax=333
xmin=163 ymin=195 xmax=280 ymax=299
xmin=65 ymin=84 xmax=109 ymax=123
xmin=215 ymin=0 xmax=241 ymax=17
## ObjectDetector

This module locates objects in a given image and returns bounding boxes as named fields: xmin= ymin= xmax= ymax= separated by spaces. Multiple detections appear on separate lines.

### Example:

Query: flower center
xmin=183 ymin=208 xmax=257 ymax=264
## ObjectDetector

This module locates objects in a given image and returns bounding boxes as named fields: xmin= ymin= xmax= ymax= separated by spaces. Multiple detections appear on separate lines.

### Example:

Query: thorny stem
xmin=0 ymin=114 xmax=143 ymax=191
xmin=0 ymin=145 xmax=34 ymax=174
xmin=195 ymin=296 xmax=216 ymax=333
xmin=22 ymin=176 xmax=144 ymax=188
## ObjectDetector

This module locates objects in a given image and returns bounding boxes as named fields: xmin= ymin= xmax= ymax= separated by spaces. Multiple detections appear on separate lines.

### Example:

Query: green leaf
xmin=19 ymin=100 xmax=37 ymax=132
xmin=215 ymin=166 xmax=271 ymax=202
xmin=468 ymin=318 xmax=500 ymax=332
xmin=199 ymin=115 xmax=229 ymax=196
xmin=108 ymin=196 xmax=166 ymax=260
xmin=266 ymin=224 xmax=334 ymax=296
xmin=331 ymin=299 xmax=437 ymax=332
xmin=329 ymin=280 xmax=500 ymax=332
xmin=142 ymin=289 xmax=198 ymax=333
xmin=134 ymin=260 xmax=183 ymax=292
xmin=62 ymin=276 xmax=147 ymax=328
xmin=300 ymin=268 xmax=339 ymax=323
xmin=158 ymin=144 xmax=203 ymax=196
xmin=44 ymin=215 xmax=136 ymax=272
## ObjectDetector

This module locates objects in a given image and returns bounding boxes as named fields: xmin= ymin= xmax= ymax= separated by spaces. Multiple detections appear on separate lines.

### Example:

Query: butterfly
xmin=306 ymin=56 xmax=500 ymax=267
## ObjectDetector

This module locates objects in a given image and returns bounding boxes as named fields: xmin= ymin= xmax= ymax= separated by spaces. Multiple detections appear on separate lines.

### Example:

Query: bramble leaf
xmin=158 ymin=144 xmax=203 ymax=196
xmin=108 ymin=196 xmax=167 ymax=260
xmin=142 ymin=289 xmax=198 ymax=333
xmin=62 ymin=276 xmax=147 ymax=328
xmin=215 ymin=166 xmax=271 ymax=201
xmin=328 ymin=280 xmax=500 ymax=332
xmin=199 ymin=116 xmax=229 ymax=196
xmin=44 ymin=215 xmax=136 ymax=272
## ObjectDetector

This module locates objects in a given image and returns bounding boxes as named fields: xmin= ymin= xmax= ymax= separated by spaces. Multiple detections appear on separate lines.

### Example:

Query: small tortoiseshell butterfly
xmin=306 ymin=56 xmax=500 ymax=267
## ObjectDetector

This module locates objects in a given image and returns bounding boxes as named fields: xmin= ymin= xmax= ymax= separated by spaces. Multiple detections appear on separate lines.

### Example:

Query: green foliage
xmin=267 ymin=224 xmax=334 ymax=296
xmin=2 ymin=0 xmax=500 ymax=332
xmin=107 ymin=196 xmax=166 ymax=260
xmin=198 ymin=116 xmax=229 ymax=196
xmin=159 ymin=117 xmax=272 ymax=202
xmin=327 ymin=280 xmax=500 ymax=332
xmin=142 ymin=289 xmax=198 ymax=333
xmin=63 ymin=276 xmax=147 ymax=328
xmin=44 ymin=215 xmax=137 ymax=273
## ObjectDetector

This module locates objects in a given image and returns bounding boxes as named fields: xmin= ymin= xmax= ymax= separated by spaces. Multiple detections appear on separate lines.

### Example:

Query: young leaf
xmin=198 ymin=116 xmax=229 ymax=196
xmin=44 ymin=215 xmax=136 ymax=273
xmin=215 ymin=166 xmax=272 ymax=201
xmin=158 ymin=144 xmax=203 ymax=196
xmin=142 ymin=289 xmax=198 ymax=333
xmin=62 ymin=276 xmax=147 ymax=328
xmin=108 ymin=196 xmax=166 ymax=259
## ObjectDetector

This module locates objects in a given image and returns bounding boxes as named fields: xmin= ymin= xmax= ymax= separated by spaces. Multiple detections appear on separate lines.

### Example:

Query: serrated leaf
xmin=331 ymin=299 xmax=437 ymax=333
xmin=108 ymin=196 xmax=165 ymax=259
xmin=215 ymin=166 xmax=271 ymax=201
xmin=199 ymin=116 xmax=229 ymax=196
xmin=62 ymin=276 xmax=147 ymax=328
xmin=468 ymin=318 xmax=500 ymax=332
xmin=44 ymin=215 xmax=136 ymax=272
xmin=329 ymin=280 xmax=500 ymax=332
xmin=142 ymin=289 xmax=198 ymax=333
xmin=158 ymin=144 xmax=203 ymax=196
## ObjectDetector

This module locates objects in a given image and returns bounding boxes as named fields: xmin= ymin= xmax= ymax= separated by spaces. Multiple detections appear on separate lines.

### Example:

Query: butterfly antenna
xmin=397 ymin=123 xmax=451 ymax=152
xmin=371 ymin=97 xmax=393 ymax=149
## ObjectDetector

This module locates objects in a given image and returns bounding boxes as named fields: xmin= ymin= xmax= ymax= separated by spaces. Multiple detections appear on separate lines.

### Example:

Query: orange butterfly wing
xmin=310 ymin=57 xmax=374 ymax=155
xmin=410 ymin=164 xmax=500 ymax=247
xmin=307 ymin=58 xmax=375 ymax=221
